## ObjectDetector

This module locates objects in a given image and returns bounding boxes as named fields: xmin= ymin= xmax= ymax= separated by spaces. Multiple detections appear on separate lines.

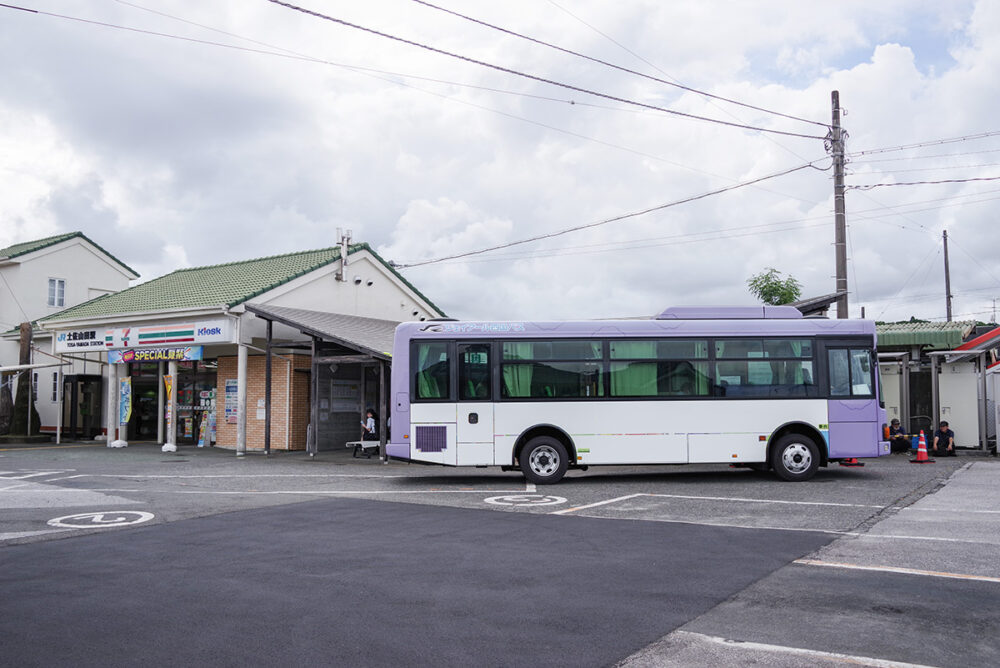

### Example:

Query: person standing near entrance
xmin=932 ymin=421 xmax=956 ymax=457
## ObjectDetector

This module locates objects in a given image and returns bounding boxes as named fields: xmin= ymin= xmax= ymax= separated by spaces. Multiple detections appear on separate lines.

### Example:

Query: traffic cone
xmin=909 ymin=430 xmax=935 ymax=464
xmin=839 ymin=457 xmax=864 ymax=467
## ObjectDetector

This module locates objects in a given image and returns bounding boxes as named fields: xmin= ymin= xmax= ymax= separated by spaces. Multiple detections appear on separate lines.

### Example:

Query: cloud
xmin=0 ymin=0 xmax=997 ymax=325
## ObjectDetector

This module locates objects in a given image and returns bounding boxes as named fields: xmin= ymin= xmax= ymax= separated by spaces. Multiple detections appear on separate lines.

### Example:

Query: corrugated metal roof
xmin=0 ymin=231 xmax=138 ymax=277
xmin=876 ymin=321 xmax=976 ymax=350
xmin=246 ymin=304 xmax=398 ymax=359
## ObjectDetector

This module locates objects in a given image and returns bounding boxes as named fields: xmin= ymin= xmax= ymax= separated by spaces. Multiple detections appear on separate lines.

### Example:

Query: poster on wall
xmin=119 ymin=378 xmax=132 ymax=426
xmin=225 ymin=379 xmax=238 ymax=424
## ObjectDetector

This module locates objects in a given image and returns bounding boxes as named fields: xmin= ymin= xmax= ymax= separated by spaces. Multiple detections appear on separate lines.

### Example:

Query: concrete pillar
xmin=162 ymin=360 xmax=178 ymax=453
xmin=979 ymin=352 xmax=989 ymax=451
xmin=105 ymin=362 xmax=117 ymax=446
xmin=53 ymin=335 xmax=62 ymax=445
xmin=157 ymin=361 xmax=164 ymax=444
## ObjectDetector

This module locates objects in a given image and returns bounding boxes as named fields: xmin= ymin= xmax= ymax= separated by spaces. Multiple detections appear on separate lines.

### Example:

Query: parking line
xmin=644 ymin=493 xmax=883 ymax=508
xmin=0 ymin=444 xmax=104 ymax=452
xmin=675 ymin=631 xmax=938 ymax=668
xmin=795 ymin=559 xmax=1000 ymax=584
xmin=550 ymin=494 xmax=646 ymax=515
xmin=551 ymin=492 xmax=883 ymax=517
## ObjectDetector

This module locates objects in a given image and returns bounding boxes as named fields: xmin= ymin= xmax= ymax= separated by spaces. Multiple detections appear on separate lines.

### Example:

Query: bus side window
xmin=414 ymin=342 xmax=451 ymax=400
xmin=828 ymin=349 xmax=850 ymax=396
xmin=458 ymin=344 xmax=491 ymax=401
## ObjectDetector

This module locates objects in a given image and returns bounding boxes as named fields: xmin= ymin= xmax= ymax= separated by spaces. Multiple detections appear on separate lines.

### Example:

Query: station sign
xmin=54 ymin=329 xmax=106 ymax=352
xmin=108 ymin=346 xmax=204 ymax=364
xmin=105 ymin=319 xmax=231 ymax=349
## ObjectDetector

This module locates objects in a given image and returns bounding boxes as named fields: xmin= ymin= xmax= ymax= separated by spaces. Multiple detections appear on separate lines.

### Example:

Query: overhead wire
xmin=850 ymin=147 xmax=1000 ymax=164
xmin=394 ymin=160 xmax=824 ymax=267
xmin=409 ymin=0 xmax=828 ymax=128
xmin=848 ymin=130 xmax=1000 ymax=157
xmin=847 ymin=175 xmax=1000 ymax=190
xmin=13 ymin=1 xmax=818 ymax=204
xmin=264 ymin=0 xmax=827 ymax=140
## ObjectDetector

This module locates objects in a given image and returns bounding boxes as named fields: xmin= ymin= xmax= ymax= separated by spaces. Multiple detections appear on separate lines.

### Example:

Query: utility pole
xmin=831 ymin=91 xmax=849 ymax=319
xmin=943 ymin=229 xmax=953 ymax=322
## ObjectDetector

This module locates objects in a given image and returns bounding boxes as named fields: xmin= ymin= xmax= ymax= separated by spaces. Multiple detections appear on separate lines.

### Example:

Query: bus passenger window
xmin=459 ymin=344 xmax=491 ymax=401
xmin=414 ymin=342 xmax=450 ymax=400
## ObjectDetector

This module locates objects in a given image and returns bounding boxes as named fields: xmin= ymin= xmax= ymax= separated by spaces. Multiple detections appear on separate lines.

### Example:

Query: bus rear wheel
xmin=770 ymin=434 xmax=819 ymax=481
xmin=520 ymin=437 xmax=568 ymax=485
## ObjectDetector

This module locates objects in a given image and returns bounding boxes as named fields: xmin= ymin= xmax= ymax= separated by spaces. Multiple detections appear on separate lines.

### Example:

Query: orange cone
xmin=909 ymin=430 xmax=935 ymax=464
xmin=839 ymin=457 xmax=864 ymax=467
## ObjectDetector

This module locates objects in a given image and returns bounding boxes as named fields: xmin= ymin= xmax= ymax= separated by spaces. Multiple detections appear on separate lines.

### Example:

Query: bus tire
xmin=520 ymin=437 xmax=568 ymax=485
xmin=770 ymin=434 xmax=819 ymax=481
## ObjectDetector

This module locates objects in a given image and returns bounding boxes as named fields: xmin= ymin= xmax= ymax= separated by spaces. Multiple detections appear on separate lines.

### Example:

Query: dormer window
xmin=48 ymin=278 xmax=65 ymax=307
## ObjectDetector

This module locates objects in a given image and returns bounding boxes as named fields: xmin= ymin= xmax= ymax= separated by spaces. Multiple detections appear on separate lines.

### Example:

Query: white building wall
xmin=879 ymin=365 xmax=902 ymax=425
xmin=1 ymin=237 xmax=134 ymax=434
xmin=252 ymin=252 xmax=440 ymax=322
xmin=938 ymin=362 xmax=979 ymax=447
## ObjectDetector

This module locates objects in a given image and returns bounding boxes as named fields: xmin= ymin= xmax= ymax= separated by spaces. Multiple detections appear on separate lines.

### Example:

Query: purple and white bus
xmin=387 ymin=306 xmax=889 ymax=484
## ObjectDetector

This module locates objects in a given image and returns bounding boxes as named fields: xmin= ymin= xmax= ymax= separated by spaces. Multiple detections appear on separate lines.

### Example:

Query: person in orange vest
xmin=932 ymin=421 xmax=956 ymax=457
xmin=888 ymin=418 xmax=909 ymax=453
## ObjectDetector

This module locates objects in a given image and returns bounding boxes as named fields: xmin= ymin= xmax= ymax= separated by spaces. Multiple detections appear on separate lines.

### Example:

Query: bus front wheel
xmin=520 ymin=437 xmax=568 ymax=485
xmin=770 ymin=434 xmax=819 ymax=481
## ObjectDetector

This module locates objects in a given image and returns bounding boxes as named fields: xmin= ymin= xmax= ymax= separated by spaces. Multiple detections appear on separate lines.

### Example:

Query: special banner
xmin=108 ymin=346 xmax=203 ymax=364
xmin=119 ymin=377 xmax=132 ymax=426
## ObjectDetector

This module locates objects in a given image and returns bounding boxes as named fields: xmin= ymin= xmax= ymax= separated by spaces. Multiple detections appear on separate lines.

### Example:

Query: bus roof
xmin=398 ymin=313 xmax=876 ymax=340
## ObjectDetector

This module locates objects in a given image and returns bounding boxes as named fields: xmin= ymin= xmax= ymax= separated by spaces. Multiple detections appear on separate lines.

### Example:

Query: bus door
xmin=456 ymin=342 xmax=494 ymax=466
xmin=826 ymin=345 xmax=881 ymax=458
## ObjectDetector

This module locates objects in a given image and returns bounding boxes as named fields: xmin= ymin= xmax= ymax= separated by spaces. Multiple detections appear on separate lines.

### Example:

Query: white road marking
xmin=0 ymin=471 xmax=71 ymax=480
xmin=552 ymin=492 xmax=882 ymax=516
xmin=485 ymin=494 xmax=566 ymax=506
xmin=73 ymin=473 xmax=410 ymax=479
xmin=676 ymin=631 xmax=939 ymax=668
xmin=550 ymin=494 xmax=646 ymax=515
xmin=48 ymin=511 xmax=155 ymax=529
xmin=525 ymin=482 xmax=536 ymax=493
xmin=795 ymin=559 xmax=1000 ymax=584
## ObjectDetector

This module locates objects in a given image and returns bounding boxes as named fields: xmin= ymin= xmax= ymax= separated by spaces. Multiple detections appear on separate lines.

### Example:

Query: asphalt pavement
xmin=1 ymin=441 xmax=997 ymax=667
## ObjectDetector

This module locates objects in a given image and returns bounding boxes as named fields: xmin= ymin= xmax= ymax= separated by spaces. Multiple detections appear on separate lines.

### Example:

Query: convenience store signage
xmin=55 ymin=329 xmax=106 ymax=352
xmin=108 ymin=346 xmax=204 ymax=363
xmin=105 ymin=320 xmax=231 ymax=349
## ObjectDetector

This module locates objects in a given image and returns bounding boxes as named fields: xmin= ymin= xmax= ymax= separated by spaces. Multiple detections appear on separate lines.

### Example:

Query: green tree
xmin=747 ymin=267 xmax=802 ymax=306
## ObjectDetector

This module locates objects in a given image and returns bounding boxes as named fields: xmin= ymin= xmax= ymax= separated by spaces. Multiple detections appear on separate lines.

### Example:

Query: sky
xmin=1 ymin=0 xmax=998 ymax=323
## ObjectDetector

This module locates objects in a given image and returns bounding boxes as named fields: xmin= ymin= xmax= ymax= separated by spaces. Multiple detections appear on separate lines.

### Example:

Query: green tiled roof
xmin=40 ymin=243 xmax=443 ymax=323
xmin=0 ymin=231 xmax=138 ymax=277
xmin=876 ymin=321 xmax=976 ymax=350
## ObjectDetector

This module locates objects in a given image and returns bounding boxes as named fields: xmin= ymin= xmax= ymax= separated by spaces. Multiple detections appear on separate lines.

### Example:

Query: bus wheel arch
xmin=769 ymin=429 xmax=822 ymax=482
xmin=768 ymin=422 xmax=828 ymax=468
xmin=513 ymin=425 xmax=576 ymax=467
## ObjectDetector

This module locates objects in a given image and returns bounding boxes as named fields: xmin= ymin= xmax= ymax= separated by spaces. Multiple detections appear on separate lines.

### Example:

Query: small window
xmin=828 ymin=348 xmax=873 ymax=397
xmin=716 ymin=339 xmax=812 ymax=359
xmin=458 ymin=343 xmax=491 ymax=401
xmin=610 ymin=339 xmax=708 ymax=359
xmin=48 ymin=278 xmax=65 ymax=307
xmin=502 ymin=341 xmax=601 ymax=360
xmin=413 ymin=342 xmax=451 ymax=400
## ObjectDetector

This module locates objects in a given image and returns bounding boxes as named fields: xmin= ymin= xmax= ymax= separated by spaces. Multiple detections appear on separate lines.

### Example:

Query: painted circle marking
xmin=48 ymin=511 xmax=155 ymax=529
xmin=484 ymin=494 xmax=567 ymax=507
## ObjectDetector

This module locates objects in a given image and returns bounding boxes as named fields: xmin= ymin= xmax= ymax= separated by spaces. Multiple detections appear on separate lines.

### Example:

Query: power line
xmin=409 ymin=0 xmax=828 ymax=128
xmin=850 ymin=147 xmax=1000 ymax=164
xmin=394 ymin=160 xmax=822 ymax=267
xmin=9 ymin=1 xmax=818 ymax=205
xmin=847 ymin=176 xmax=1000 ymax=190
xmin=264 ymin=0 xmax=827 ymax=140
xmin=848 ymin=130 xmax=1000 ymax=158
xmin=848 ymin=162 xmax=1000 ymax=175
xmin=946 ymin=234 xmax=1000 ymax=287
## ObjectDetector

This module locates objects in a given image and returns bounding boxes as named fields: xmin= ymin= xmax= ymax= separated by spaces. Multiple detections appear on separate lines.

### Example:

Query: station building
xmin=36 ymin=242 xmax=443 ymax=453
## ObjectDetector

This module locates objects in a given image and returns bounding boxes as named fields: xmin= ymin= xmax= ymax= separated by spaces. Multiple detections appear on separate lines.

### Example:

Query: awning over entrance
xmin=244 ymin=305 xmax=397 ymax=360
xmin=244 ymin=304 xmax=400 ymax=457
